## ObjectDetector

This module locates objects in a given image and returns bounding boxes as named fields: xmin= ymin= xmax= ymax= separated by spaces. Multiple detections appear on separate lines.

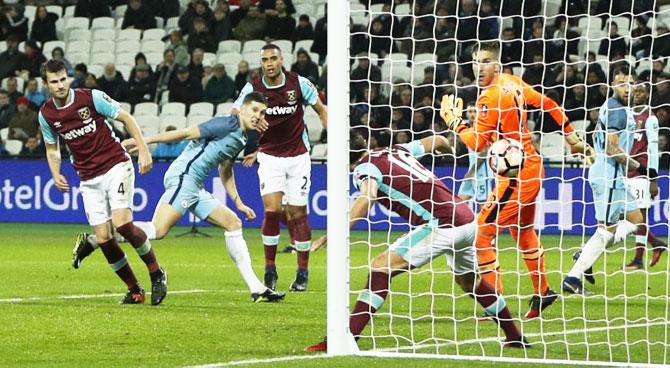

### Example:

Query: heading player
xmin=232 ymin=44 xmax=328 ymax=292
xmin=38 ymin=59 xmax=167 ymax=305
xmin=563 ymin=66 xmax=657 ymax=294
xmin=440 ymin=41 xmax=595 ymax=319
xmin=306 ymin=132 xmax=528 ymax=351
xmin=72 ymin=93 xmax=285 ymax=303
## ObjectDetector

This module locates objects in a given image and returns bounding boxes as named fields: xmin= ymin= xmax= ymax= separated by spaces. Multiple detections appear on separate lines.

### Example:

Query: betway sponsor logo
xmin=62 ymin=119 xmax=96 ymax=140
xmin=266 ymin=105 xmax=298 ymax=115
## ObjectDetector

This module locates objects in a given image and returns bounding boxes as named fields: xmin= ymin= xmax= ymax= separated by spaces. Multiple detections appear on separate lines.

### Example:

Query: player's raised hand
xmin=566 ymin=132 xmax=595 ymax=166
xmin=242 ymin=151 xmax=258 ymax=167
xmin=236 ymin=202 xmax=256 ymax=221
xmin=121 ymin=138 xmax=138 ymax=153
xmin=53 ymin=174 xmax=69 ymax=192
xmin=440 ymin=94 xmax=464 ymax=130
xmin=137 ymin=149 xmax=153 ymax=174
xmin=311 ymin=235 xmax=327 ymax=252
xmin=256 ymin=117 xmax=269 ymax=132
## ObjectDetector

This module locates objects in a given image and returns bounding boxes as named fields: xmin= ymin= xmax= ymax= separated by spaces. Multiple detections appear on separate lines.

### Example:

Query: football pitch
xmin=0 ymin=223 xmax=668 ymax=367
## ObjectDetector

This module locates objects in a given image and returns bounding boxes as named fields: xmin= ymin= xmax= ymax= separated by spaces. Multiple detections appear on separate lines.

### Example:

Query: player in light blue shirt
xmin=73 ymin=92 xmax=285 ymax=302
xmin=457 ymin=103 xmax=494 ymax=207
xmin=564 ymin=65 xmax=653 ymax=294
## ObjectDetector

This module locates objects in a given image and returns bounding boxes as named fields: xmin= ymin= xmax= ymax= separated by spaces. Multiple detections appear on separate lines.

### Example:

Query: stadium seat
xmin=155 ymin=17 xmax=164 ymax=29
xmin=311 ymin=143 xmax=326 ymax=160
xmin=91 ymin=17 xmax=115 ymax=30
xmin=0 ymin=127 xmax=8 ymax=142
xmin=134 ymin=102 xmax=159 ymax=116
xmin=282 ymin=53 xmax=293 ymax=66
xmin=187 ymin=115 xmax=210 ymax=127
xmin=351 ymin=13 xmax=369 ymax=27
xmin=543 ymin=0 xmax=561 ymax=16
xmin=142 ymin=28 xmax=166 ymax=40
xmin=315 ymin=3 xmax=326 ymax=16
xmin=413 ymin=53 xmax=436 ymax=65
xmin=160 ymin=102 xmax=186 ymax=117
xmin=93 ymin=28 xmax=116 ymax=41
xmin=25 ymin=6 xmax=37 ymax=19
xmin=160 ymin=115 xmax=187 ymax=130
xmin=294 ymin=4 xmax=313 ymax=17
xmin=216 ymin=102 xmax=235 ymax=115
xmin=42 ymin=41 xmax=65 ymax=57
xmin=65 ymin=17 xmax=89 ymax=30
xmin=305 ymin=115 xmax=322 ymax=142
xmin=165 ymin=17 xmax=179 ymax=30
xmin=145 ymin=52 xmax=163 ymax=67
xmin=578 ymin=16 xmax=602 ymax=31
xmin=67 ymin=29 xmax=91 ymax=41
xmin=119 ymin=102 xmax=132 ymax=113
xmin=274 ymin=39 xmax=293 ymax=54
xmin=116 ymin=40 xmax=141 ymax=53
xmin=218 ymin=52 xmax=243 ymax=65
xmin=612 ymin=16 xmax=631 ymax=35
xmin=91 ymin=40 xmax=116 ymax=54
xmin=188 ymin=102 xmax=214 ymax=117
xmin=223 ymin=63 xmax=238 ymax=77
xmin=136 ymin=115 xmax=160 ymax=131
xmin=87 ymin=64 xmax=104 ymax=78
xmin=294 ymin=40 xmax=313 ymax=54
xmin=89 ymin=53 xmax=115 ymax=66
xmin=204 ymin=52 xmax=217 ymax=67
xmin=141 ymin=40 xmax=165 ymax=53
xmin=218 ymin=40 xmax=242 ymax=53
xmin=64 ymin=5 xmax=76 ymax=17
xmin=114 ymin=5 xmax=128 ymax=18
xmin=66 ymin=40 xmax=90 ymax=54
xmin=46 ymin=5 xmax=63 ymax=17
xmin=369 ymin=3 xmax=385 ymax=13
xmin=0 ymin=41 xmax=6 ymax=53
xmin=539 ymin=132 xmax=566 ymax=162
xmin=67 ymin=52 xmax=89 ymax=65
xmin=115 ymin=64 xmax=133 ymax=79
xmin=395 ymin=3 xmax=411 ymax=16
xmin=381 ymin=64 xmax=412 ymax=83
xmin=242 ymin=39 xmax=266 ymax=54
xmin=117 ymin=29 xmax=142 ymax=41
xmin=570 ymin=120 xmax=587 ymax=134
xmin=388 ymin=53 xmax=409 ymax=63
xmin=5 ymin=140 xmax=22 ymax=156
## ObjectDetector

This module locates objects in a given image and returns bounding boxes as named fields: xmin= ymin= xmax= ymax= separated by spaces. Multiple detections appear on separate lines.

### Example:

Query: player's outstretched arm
xmin=218 ymin=160 xmax=256 ymax=221
xmin=44 ymin=142 xmax=69 ymax=193
xmin=116 ymin=110 xmax=153 ymax=174
xmin=417 ymin=135 xmax=453 ymax=155
xmin=123 ymin=125 xmax=200 ymax=150
xmin=312 ymin=99 xmax=328 ymax=129
xmin=606 ymin=132 xmax=658 ymax=178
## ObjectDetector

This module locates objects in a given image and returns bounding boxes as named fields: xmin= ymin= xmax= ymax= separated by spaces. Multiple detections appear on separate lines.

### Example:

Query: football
xmin=488 ymin=138 xmax=525 ymax=177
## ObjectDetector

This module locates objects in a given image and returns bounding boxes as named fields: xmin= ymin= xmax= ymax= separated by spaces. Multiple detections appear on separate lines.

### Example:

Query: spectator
xmin=0 ymin=89 xmax=16 ymax=130
xmin=311 ymin=14 xmax=326 ymax=64
xmin=291 ymin=49 xmax=319 ymax=83
xmin=652 ymin=23 xmax=670 ymax=58
xmin=188 ymin=48 xmax=205 ymax=82
xmin=211 ymin=5 xmax=232 ymax=42
xmin=84 ymin=73 xmax=98 ymax=89
xmin=478 ymin=0 xmax=499 ymax=41
xmin=598 ymin=21 xmax=628 ymax=60
xmin=2 ymin=5 xmax=29 ymax=42
xmin=17 ymin=41 xmax=46 ymax=79
xmin=552 ymin=15 xmax=580 ymax=58
xmin=501 ymin=27 xmax=522 ymax=67
xmin=70 ymin=63 xmax=88 ymax=88
xmin=233 ymin=4 xmax=266 ymax=43
xmin=259 ymin=0 xmax=295 ymax=15
xmin=7 ymin=96 xmax=41 ymax=156
xmin=564 ymin=84 xmax=587 ymax=122
xmin=204 ymin=63 xmax=235 ymax=104
xmin=122 ymin=0 xmax=157 ymax=30
xmin=264 ymin=0 xmax=295 ymax=41
xmin=51 ymin=47 xmax=74 ymax=77
xmin=153 ymin=125 xmax=188 ymax=158
xmin=97 ymin=64 xmax=128 ymax=102
xmin=0 ymin=35 xmax=25 ymax=79
xmin=166 ymin=30 xmax=190 ymax=67
xmin=147 ymin=0 xmax=180 ymax=21
xmin=660 ymin=133 xmax=670 ymax=170
xmin=29 ymin=6 xmax=58 ymax=44
xmin=25 ymin=78 xmax=46 ymax=108
xmin=631 ymin=16 xmax=652 ymax=59
xmin=234 ymin=60 xmax=249 ymax=94
xmin=350 ymin=54 xmax=381 ymax=101
xmin=74 ymin=0 xmax=111 ymax=19
xmin=168 ymin=65 xmax=203 ymax=106
xmin=187 ymin=17 xmax=216 ymax=53
xmin=6 ymin=77 xmax=23 ymax=105
xmin=155 ymin=49 xmax=177 ymax=101
xmin=434 ymin=17 xmax=456 ymax=63
xmin=230 ymin=0 xmax=251 ymax=28
xmin=293 ymin=14 xmax=313 ymax=43
xmin=179 ymin=0 xmax=212 ymax=35
xmin=127 ymin=52 xmax=148 ymax=80
xmin=127 ymin=64 xmax=156 ymax=104
xmin=369 ymin=18 xmax=394 ymax=58
xmin=652 ymin=72 xmax=670 ymax=109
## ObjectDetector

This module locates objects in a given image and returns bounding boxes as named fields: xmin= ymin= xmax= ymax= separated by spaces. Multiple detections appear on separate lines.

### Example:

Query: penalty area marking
xmin=0 ymin=289 xmax=210 ymax=303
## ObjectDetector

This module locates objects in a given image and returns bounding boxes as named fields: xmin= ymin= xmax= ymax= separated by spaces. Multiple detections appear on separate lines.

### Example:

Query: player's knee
xmin=455 ymin=272 xmax=477 ymax=293
xmin=285 ymin=205 xmax=307 ymax=220
xmin=224 ymin=216 xmax=243 ymax=232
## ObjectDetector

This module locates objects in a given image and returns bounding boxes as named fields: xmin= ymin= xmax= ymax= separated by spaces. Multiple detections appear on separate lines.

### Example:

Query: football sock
xmin=473 ymin=280 xmax=521 ymax=341
xmin=511 ymin=227 xmax=548 ymax=295
xmin=634 ymin=224 xmax=647 ymax=262
xmin=98 ymin=238 xmax=139 ymax=289
xmin=350 ymin=271 xmax=390 ymax=337
xmin=476 ymin=224 xmax=503 ymax=294
xmin=262 ymin=211 xmax=281 ymax=269
xmin=648 ymin=231 xmax=666 ymax=248
xmin=225 ymin=229 xmax=266 ymax=293
xmin=117 ymin=222 xmax=159 ymax=273
xmin=568 ymin=228 xmax=614 ymax=279
xmin=614 ymin=219 xmax=637 ymax=244
xmin=288 ymin=216 xmax=311 ymax=272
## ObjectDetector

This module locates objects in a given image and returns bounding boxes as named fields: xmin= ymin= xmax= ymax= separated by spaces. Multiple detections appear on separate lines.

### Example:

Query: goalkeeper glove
xmin=440 ymin=94 xmax=466 ymax=130
xmin=636 ymin=164 xmax=658 ymax=179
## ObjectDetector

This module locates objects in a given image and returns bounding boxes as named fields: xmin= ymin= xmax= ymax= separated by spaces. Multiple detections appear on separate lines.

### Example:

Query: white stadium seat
xmin=93 ymin=28 xmax=116 ymax=41
xmin=0 ymin=127 xmax=8 ymax=142
xmin=0 ymin=41 xmax=6 ymax=53
xmin=273 ymin=39 xmax=293 ymax=54
xmin=136 ymin=115 xmax=160 ymax=134
xmin=217 ymin=52 xmax=242 ymax=65
xmin=115 ymin=64 xmax=133 ymax=79
xmin=165 ymin=17 xmax=179 ymax=30
xmin=203 ymin=52 xmax=216 ymax=67
xmin=218 ymin=40 xmax=241 ymax=53
xmin=188 ymin=115 xmax=210 ymax=127
xmin=89 ymin=53 xmax=115 ymax=65
xmin=87 ymin=64 xmax=104 ymax=78
xmin=216 ymin=102 xmax=235 ymax=115
xmin=5 ymin=140 xmax=23 ymax=156
xmin=294 ymin=4 xmax=313 ymax=17
xmin=67 ymin=29 xmax=91 ymax=42
xmin=539 ymin=132 xmax=566 ymax=161
xmin=160 ymin=102 xmax=186 ymax=117
xmin=160 ymin=115 xmax=187 ymax=130
xmin=188 ymin=102 xmax=214 ymax=117
xmin=305 ymin=115 xmax=322 ymax=142
xmin=46 ymin=5 xmax=63 ymax=17
xmin=134 ymin=102 xmax=159 ymax=116
xmin=43 ymin=40 xmax=65 ymax=57
xmin=66 ymin=40 xmax=90 ymax=54
xmin=141 ymin=40 xmax=165 ymax=53
xmin=311 ymin=143 xmax=326 ymax=160
xmin=223 ymin=63 xmax=238 ymax=77
xmin=145 ymin=52 xmax=163 ymax=67
xmin=119 ymin=102 xmax=132 ymax=113
xmin=114 ymin=5 xmax=128 ymax=18
xmin=242 ymin=39 xmax=266 ymax=54
xmin=294 ymin=40 xmax=313 ymax=54
xmin=91 ymin=40 xmax=116 ymax=54
xmin=91 ymin=17 xmax=115 ymax=30
xmin=65 ymin=17 xmax=89 ymax=30
xmin=117 ymin=29 xmax=142 ymax=41
xmin=142 ymin=28 xmax=165 ymax=40
xmin=116 ymin=40 xmax=141 ymax=53
xmin=64 ymin=5 xmax=76 ymax=17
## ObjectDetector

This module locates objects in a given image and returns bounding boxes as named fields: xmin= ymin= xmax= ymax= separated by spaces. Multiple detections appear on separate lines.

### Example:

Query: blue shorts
xmin=590 ymin=181 xmax=638 ymax=224
xmin=161 ymin=176 xmax=220 ymax=220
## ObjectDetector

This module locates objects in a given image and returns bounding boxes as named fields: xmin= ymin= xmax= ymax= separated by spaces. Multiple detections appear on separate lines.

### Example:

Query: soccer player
xmin=440 ymin=41 xmax=595 ymax=319
xmin=72 ymin=92 xmax=285 ymax=303
xmin=621 ymin=81 xmax=666 ymax=270
xmin=306 ymin=131 xmax=529 ymax=351
xmin=232 ymin=43 xmax=328 ymax=292
xmin=458 ymin=103 xmax=494 ymax=207
xmin=39 ymin=59 xmax=167 ymax=305
xmin=562 ymin=65 xmax=654 ymax=294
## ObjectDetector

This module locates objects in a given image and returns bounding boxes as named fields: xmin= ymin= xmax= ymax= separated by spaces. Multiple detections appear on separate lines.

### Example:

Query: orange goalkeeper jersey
xmin=456 ymin=73 xmax=574 ymax=179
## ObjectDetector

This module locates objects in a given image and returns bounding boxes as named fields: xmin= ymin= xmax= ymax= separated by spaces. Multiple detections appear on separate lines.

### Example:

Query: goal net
xmin=326 ymin=0 xmax=670 ymax=366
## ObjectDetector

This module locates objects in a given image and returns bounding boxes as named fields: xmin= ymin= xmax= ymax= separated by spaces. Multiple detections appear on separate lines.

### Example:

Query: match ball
xmin=488 ymin=138 xmax=525 ymax=177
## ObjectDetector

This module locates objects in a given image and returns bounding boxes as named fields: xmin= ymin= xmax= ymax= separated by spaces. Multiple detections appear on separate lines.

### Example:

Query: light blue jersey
xmin=589 ymin=97 xmax=636 ymax=189
xmin=458 ymin=148 xmax=494 ymax=203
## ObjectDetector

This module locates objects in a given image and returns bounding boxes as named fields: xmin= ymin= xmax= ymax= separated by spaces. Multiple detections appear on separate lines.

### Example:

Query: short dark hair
xmin=261 ymin=43 xmax=281 ymax=53
xmin=242 ymin=91 xmax=268 ymax=106
xmin=0 ymin=89 xmax=8 ymax=97
xmin=472 ymin=41 xmax=500 ymax=57
xmin=350 ymin=130 xmax=367 ymax=164
xmin=41 ymin=59 xmax=67 ymax=81
xmin=610 ymin=62 xmax=636 ymax=82
xmin=74 ymin=63 xmax=87 ymax=73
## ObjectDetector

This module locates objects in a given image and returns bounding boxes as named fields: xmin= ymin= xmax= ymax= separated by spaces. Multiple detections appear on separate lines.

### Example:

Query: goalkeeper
xmin=306 ymin=131 xmax=529 ymax=351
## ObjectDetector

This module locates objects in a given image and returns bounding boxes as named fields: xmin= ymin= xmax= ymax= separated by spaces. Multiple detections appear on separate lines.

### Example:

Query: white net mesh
xmin=342 ymin=0 xmax=670 ymax=365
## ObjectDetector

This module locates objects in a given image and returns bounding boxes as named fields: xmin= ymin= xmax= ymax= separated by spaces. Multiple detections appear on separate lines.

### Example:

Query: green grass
xmin=0 ymin=223 xmax=668 ymax=367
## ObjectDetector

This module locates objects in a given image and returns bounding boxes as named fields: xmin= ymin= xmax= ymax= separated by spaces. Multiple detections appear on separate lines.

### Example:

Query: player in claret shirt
xmin=306 ymin=131 xmax=529 ymax=351
xmin=38 ymin=59 xmax=167 ymax=305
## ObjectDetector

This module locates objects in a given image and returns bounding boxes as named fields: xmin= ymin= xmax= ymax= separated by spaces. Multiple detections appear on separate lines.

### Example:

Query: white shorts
xmin=79 ymin=160 xmax=134 ymax=226
xmin=257 ymin=151 xmax=311 ymax=206
xmin=625 ymin=177 xmax=652 ymax=209
xmin=390 ymin=221 xmax=477 ymax=275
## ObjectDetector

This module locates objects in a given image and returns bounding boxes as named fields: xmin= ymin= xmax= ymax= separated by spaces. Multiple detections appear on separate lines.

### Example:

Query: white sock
xmin=568 ymin=228 xmax=614 ymax=278
xmin=614 ymin=220 xmax=637 ymax=244
xmin=134 ymin=221 xmax=157 ymax=240
xmin=224 ymin=229 xmax=266 ymax=294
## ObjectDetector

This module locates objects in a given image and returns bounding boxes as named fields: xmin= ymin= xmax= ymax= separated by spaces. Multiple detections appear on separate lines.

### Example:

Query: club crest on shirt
xmin=77 ymin=107 xmax=91 ymax=120
xmin=479 ymin=104 xmax=488 ymax=118
xmin=286 ymin=90 xmax=297 ymax=105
